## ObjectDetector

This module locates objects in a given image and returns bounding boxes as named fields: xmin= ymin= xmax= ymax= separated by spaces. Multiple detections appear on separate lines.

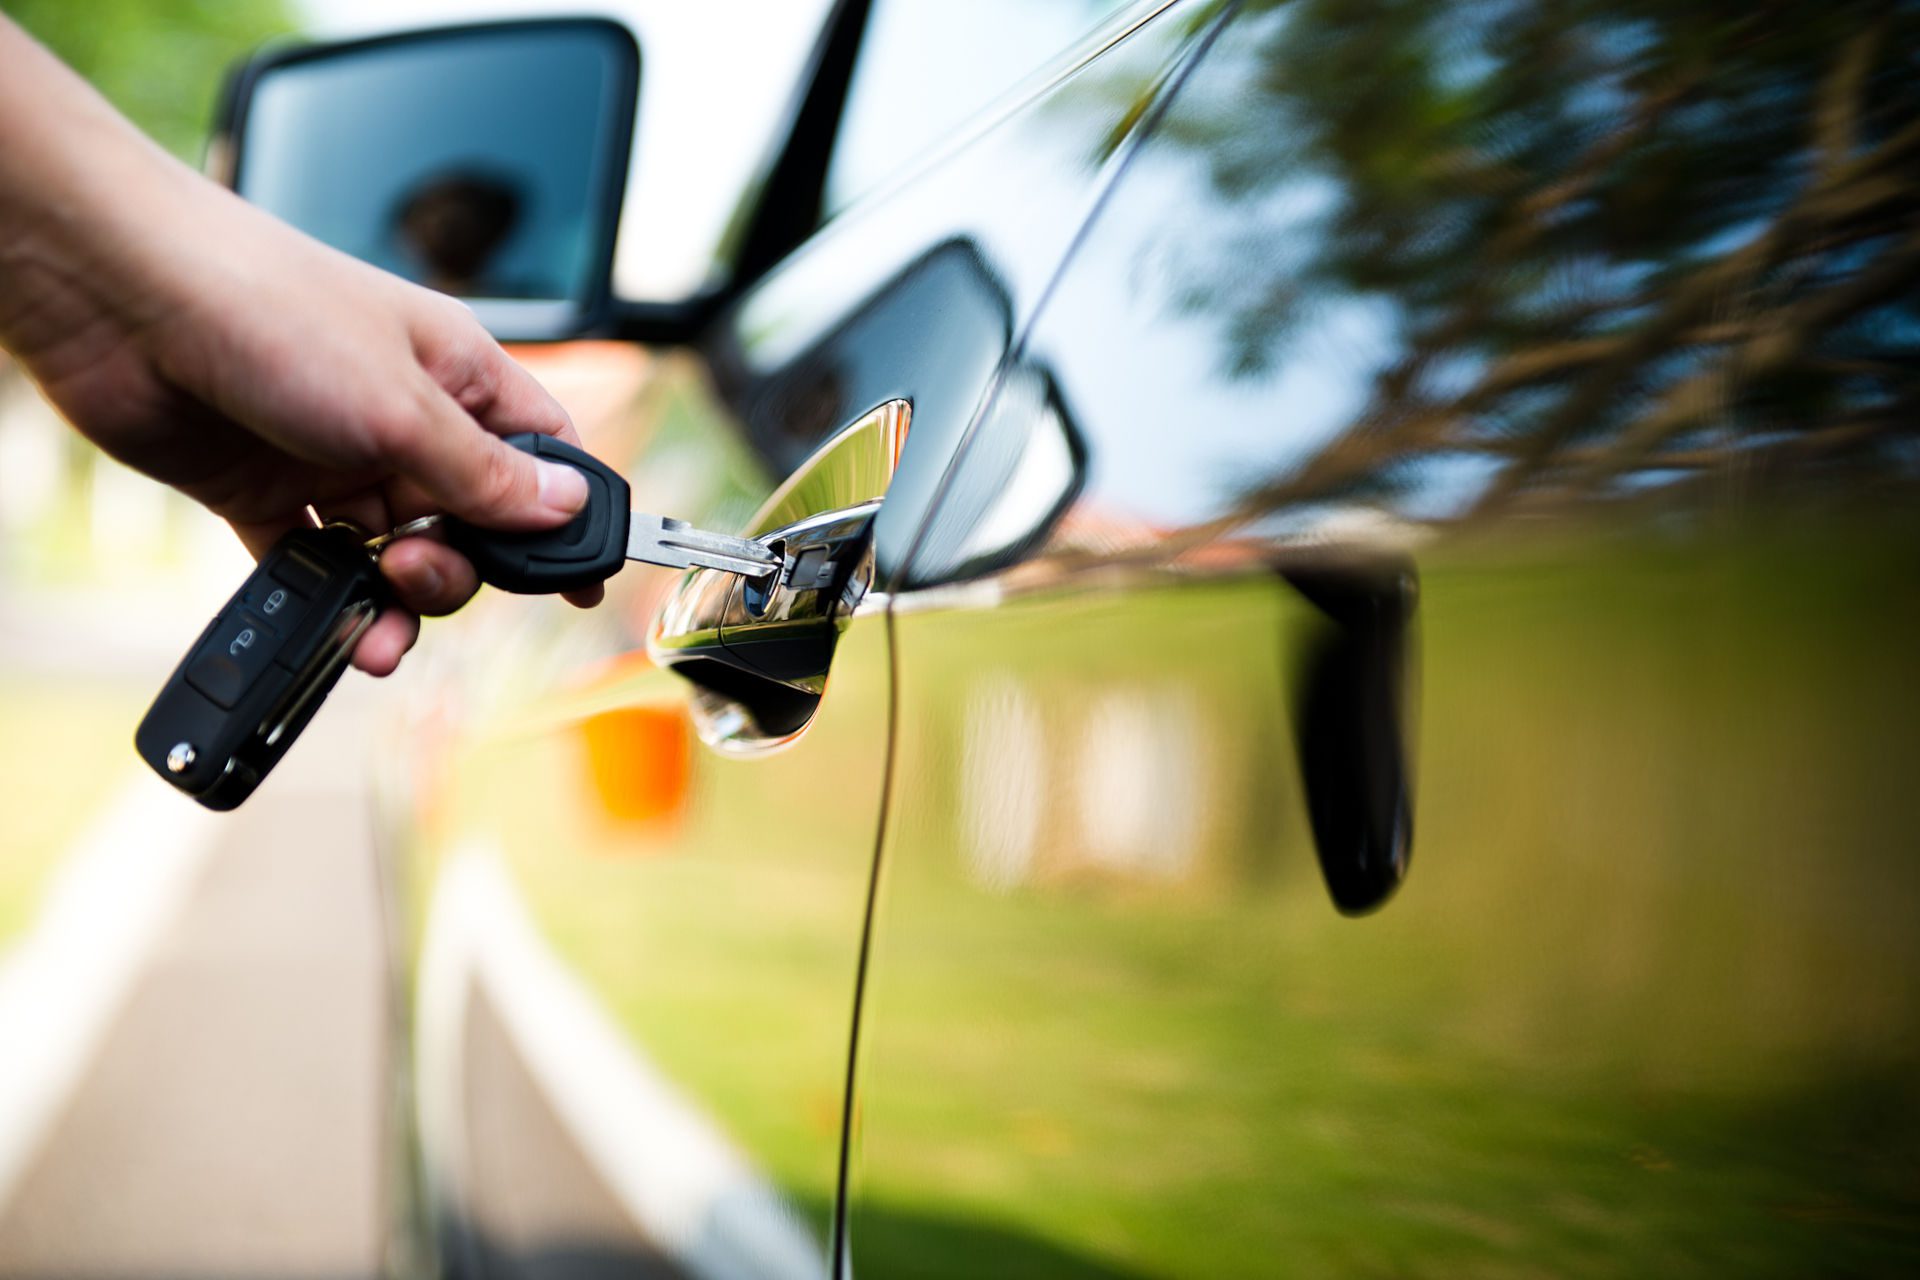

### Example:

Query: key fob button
xmin=247 ymin=581 xmax=311 ymax=630
xmin=186 ymin=610 xmax=281 ymax=708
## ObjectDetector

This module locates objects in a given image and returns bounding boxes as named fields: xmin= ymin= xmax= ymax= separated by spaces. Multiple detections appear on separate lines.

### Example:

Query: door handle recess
xmin=649 ymin=400 xmax=909 ymax=749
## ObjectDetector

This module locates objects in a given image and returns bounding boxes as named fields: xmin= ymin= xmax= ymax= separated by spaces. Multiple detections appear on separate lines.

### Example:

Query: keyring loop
xmin=363 ymin=513 xmax=446 ymax=554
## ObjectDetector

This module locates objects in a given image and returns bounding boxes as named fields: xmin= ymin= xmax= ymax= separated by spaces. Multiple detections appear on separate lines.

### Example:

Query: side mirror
xmin=221 ymin=20 xmax=639 ymax=342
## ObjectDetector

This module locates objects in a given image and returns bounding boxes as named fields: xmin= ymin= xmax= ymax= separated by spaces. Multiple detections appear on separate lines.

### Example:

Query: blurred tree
xmin=4 ymin=0 xmax=295 ymax=160
xmin=1113 ymin=0 xmax=1920 ymax=523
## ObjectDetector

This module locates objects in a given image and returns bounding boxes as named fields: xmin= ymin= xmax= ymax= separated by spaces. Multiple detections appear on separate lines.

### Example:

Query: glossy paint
xmin=395 ymin=0 xmax=1920 ymax=1275
xmin=850 ymin=1 xmax=1920 ymax=1274
xmin=397 ymin=6 xmax=1221 ymax=1276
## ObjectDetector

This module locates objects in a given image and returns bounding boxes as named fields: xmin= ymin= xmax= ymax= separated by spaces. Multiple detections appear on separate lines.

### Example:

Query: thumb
xmin=386 ymin=380 xmax=590 ymax=530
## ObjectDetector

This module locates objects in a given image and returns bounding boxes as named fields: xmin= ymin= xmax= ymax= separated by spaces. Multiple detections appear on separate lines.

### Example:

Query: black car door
xmin=846 ymin=1 xmax=1920 ymax=1275
xmin=408 ymin=5 xmax=1221 ymax=1277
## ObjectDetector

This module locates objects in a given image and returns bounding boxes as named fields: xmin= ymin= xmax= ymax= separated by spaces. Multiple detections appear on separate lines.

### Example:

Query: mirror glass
xmin=233 ymin=23 xmax=637 ymax=339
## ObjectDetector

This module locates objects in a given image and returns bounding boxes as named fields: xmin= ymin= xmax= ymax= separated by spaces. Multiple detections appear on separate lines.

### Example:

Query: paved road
xmin=0 ymin=685 xmax=395 ymax=1280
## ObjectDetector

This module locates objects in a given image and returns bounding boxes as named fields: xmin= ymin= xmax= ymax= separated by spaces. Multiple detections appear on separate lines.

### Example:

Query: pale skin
xmin=0 ymin=15 xmax=603 ymax=676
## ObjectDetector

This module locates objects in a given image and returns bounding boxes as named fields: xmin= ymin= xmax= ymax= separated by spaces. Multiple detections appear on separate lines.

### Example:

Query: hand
xmin=0 ymin=16 xmax=602 ymax=675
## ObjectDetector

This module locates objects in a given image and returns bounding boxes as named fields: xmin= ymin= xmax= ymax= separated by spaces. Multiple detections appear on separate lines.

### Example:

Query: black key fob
xmin=444 ymin=433 xmax=631 ymax=594
xmin=135 ymin=525 xmax=385 ymax=810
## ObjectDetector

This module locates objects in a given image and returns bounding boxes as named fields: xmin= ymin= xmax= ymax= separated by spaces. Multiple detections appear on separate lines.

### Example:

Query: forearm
xmin=0 ymin=13 xmax=591 ymax=662
xmin=0 ymin=14 xmax=201 ymax=362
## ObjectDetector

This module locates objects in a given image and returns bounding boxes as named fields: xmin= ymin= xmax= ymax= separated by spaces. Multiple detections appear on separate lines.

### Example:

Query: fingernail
xmin=536 ymin=459 xmax=590 ymax=515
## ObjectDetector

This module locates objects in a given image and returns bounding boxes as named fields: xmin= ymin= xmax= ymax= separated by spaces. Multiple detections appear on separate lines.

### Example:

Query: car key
xmin=135 ymin=522 xmax=388 ymax=810
xmin=444 ymin=433 xmax=779 ymax=593
xmin=137 ymin=438 xmax=770 ymax=811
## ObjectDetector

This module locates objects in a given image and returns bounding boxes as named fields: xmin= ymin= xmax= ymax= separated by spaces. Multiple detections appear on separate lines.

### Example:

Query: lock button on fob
xmin=186 ymin=610 xmax=282 ymax=709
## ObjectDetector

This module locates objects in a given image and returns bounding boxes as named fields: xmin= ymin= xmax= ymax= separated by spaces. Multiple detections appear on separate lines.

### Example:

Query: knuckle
xmin=453 ymin=353 xmax=500 ymax=416
xmin=477 ymin=442 xmax=528 ymax=510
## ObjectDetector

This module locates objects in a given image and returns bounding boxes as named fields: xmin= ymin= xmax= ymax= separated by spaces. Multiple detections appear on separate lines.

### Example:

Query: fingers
xmin=315 ymin=491 xmax=391 ymax=543
xmin=375 ymin=389 xmax=605 ymax=610
xmin=413 ymin=298 xmax=580 ymax=446
xmin=460 ymin=336 xmax=583 ymax=448
xmin=383 ymin=378 xmax=590 ymax=532
xmin=563 ymin=583 xmax=606 ymax=609
xmin=351 ymin=606 xmax=419 ymax=677
xmin=229 ymin=510 xmax=317 ymax=562
xmin=377 ymin=534 xmax=480 ymax=617
xmin=382 ymin=302 xmax=599 ymax=531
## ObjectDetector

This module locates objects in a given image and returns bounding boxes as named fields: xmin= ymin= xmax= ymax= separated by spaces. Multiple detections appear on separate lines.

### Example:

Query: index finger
xmin=418 ymin=307 xmax=581 ymax=447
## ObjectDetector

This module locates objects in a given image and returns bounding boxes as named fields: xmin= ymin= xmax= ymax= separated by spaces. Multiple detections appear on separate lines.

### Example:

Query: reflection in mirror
xmin=393 ymin=168 xmax=522 ymax=295
xmin=232 ymin=21 xmax=637 ymax=340
xmin=909 ymin=363 xmax=1087 ymax=585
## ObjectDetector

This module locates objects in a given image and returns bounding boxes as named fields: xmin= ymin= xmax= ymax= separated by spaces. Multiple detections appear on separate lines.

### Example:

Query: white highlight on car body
xmin=416 ymin=846 xmax=825 ymax=1280
xmin=0 ymin=778 xmax=220 ymax=1212
xmin=1076 ymin=687 xmax=1208 ymax=878
xmin=960 ymin=675 xmax=1048 ymax=892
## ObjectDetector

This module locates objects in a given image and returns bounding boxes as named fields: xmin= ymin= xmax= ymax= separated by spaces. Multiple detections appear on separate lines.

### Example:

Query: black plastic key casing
xmin=444 ymin=433 xmax=632 ymax=593
xmin=135 ymin=525 xmax=385 ymax=810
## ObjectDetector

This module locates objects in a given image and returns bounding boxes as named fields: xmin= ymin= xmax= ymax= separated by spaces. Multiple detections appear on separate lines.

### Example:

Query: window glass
xmin=825 ymin=0 xmax=1139 ymax=216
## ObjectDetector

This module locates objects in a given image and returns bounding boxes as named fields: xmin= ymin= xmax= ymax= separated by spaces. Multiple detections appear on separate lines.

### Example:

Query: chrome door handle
xmin=649 ymin=401 xmax=908 ymax=748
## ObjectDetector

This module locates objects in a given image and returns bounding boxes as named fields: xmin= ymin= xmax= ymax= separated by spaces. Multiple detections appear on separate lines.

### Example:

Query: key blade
xmin=626 ymin=513 xmax=780 ymax=579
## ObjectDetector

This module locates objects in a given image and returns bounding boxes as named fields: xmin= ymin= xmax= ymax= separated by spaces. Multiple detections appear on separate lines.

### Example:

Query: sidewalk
xmin=0 ymin=679 xmax=394 ymax=1279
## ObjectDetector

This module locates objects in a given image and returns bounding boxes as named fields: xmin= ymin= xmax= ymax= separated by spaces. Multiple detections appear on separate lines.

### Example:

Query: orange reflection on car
xmin=577 ymin=702 xmax=692 ymax=834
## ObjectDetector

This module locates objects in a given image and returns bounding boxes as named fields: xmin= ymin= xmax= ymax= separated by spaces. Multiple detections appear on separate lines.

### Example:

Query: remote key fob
xmin=135 ymin=524 xmax=385 ymax=810
xmin=444 ymin=433 xmax=631 ymax=594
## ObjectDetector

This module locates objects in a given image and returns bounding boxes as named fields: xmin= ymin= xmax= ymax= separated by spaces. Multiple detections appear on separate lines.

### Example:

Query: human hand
xmin=0 ymin=16 xmax=603 ymax=675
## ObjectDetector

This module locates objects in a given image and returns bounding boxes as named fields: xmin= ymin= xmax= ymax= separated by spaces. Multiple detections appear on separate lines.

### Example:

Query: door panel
xmin=408 ymin=356 xmax=892 ymax=1277
xmin=400 ymin=6 xmax=1223 ymax=1275
xmin=850 ymin=1 xmax=1920 ymax=1275
xmin=423 ymin=605 xmax=890 ymax=1271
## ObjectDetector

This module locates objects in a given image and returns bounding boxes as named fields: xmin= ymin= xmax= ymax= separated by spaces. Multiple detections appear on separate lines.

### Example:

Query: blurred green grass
xmin=847 ymin=522 xmax=1920 ymax=1277
xmin=432 ymin=516 xmax=1920 ymax=1276
xmin=0 ymin=679 xmax=149 ymax=946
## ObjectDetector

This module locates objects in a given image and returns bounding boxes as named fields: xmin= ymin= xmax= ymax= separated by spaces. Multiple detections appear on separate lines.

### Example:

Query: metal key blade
xmin=626 ymin=512 xmax=780 ymax=578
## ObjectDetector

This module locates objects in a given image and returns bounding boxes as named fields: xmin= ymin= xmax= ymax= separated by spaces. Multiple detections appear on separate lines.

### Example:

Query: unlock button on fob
xmin=186 ymin=610 xmax=281 ymax=709
xmin=247 ymin=581 xmax=311 ymax=630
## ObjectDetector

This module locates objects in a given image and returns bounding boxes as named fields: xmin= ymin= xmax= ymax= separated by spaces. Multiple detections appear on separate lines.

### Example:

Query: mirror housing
xmin=217 ymin=19 xmax=639 ymax=342
xmin=214 ymin=4 xmax=864 ymax=347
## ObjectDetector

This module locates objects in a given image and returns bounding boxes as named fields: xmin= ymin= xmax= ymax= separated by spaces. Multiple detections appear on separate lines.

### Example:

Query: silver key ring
xmin=364 ymin=513 xmax=445 ymax=554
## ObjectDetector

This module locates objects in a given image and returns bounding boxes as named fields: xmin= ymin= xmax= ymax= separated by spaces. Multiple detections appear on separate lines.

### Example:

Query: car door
xmin=846 ymin=1 xmax=1920 ymax=1276
xmin=396 ymin=4 xmax=1217 ymax=1277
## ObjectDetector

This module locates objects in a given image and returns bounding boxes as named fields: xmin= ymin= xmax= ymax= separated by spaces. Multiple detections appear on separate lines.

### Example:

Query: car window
xmin=824 ymin=0 xmax=1142 ymax=217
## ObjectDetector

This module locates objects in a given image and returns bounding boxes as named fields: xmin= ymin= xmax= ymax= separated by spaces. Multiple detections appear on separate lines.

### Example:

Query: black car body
xmin=223 ymin=0 xmax=1920 ymax=1274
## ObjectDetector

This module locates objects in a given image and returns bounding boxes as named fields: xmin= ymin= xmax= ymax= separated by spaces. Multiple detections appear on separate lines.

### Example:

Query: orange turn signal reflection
xmin=578 ymin=702 xmax=692 ymax=832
